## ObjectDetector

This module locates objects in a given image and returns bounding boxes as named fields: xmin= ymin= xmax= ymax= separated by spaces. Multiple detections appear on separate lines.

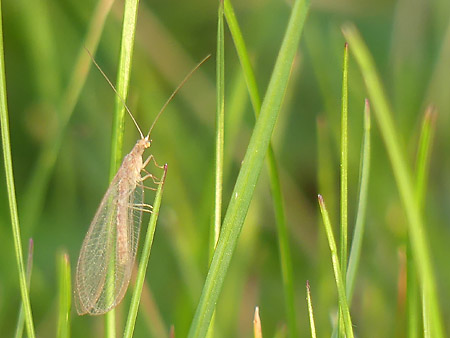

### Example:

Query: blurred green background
xmin=0 ymin=0 xmax=449 ymax=336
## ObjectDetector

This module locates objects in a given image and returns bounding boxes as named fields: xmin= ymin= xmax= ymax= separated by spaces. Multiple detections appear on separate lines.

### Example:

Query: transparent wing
xmin=75 ymin=172 xmax=143 ymax=315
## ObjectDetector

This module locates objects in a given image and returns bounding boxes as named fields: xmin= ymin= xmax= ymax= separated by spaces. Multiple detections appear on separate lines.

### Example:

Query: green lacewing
xmin=75 ymin=54 xmax=210 ymax=315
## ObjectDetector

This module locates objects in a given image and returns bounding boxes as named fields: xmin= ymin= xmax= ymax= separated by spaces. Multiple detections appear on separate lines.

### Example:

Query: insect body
xmin=74 ymin=54 xmax=209 ymax=316
xmin=75 ymin=137 xmax=158 ymax=315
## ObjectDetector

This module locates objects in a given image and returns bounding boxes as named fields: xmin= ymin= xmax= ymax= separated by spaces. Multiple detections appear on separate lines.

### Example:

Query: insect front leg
xmin=143 ymin=154 xmax=165 ymax=170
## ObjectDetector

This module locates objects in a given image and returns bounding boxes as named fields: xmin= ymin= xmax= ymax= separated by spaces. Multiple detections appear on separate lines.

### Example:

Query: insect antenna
xmin=85 ymin=47 xmax=144 ymax=139
xmin=145 ymin=54 xmax=211 ymax=138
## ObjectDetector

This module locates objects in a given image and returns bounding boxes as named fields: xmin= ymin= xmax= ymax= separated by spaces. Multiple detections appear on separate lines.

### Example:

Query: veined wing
xmin=75 ymin=172 xmax=143 ymax=315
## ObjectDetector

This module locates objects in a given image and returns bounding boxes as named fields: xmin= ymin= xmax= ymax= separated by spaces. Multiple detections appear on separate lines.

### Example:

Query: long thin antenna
xmin=85 ymin=47 xmax=144 ymax=139
xmin=146 ymin=54 xmax=211 ymax=138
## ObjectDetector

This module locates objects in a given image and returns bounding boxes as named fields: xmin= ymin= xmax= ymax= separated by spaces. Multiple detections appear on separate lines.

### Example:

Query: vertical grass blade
xmin=123 ymin=166 xmax=167 ymax=338
xmin=212 ymin=0 xmax=225 ymax=259
xmin=188 ymin=1 xmax=309 ymax=336
xmin=14 ymin=239 xmax=34 ymax=338
xmin=342 ymin=24 xmax=444 ymax=338
xmin=306 ymin=281 xmax=317 ymax=338
xmin=109 ymin=0 xmax=141 ymax=176
xmin=224 ymin=1 xmax=310 ymax=335
xmin=207 ymin=3 xmax=225 ymax=336
xmin=317 ymin=195 xmax=354 ymax=338
xmin=107 ymin=0 xmax=140 ymax=334
xmin=346 ymin=99 xmax=371 ymax=301
xmin=410 ymin=106 xmax=437 ymax=338
xmin=0 ymin=0 xmax=36 ymax=334
xmin=253 ymin=306 xmax=262 ymax=338
xmin=21 ymin=0 xmax=115 ymax=234
xmin=337 ymin=42 xmax=349 ymax=338
xmin=339 ymin=42 xmax=349 ymax=282
xmin=57 ymin=253 xmax=72 ymax=338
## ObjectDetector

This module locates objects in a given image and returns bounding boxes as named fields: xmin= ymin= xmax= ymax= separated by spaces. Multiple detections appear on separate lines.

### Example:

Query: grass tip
xmin=317 ymin=194 xmax=324 ymax=205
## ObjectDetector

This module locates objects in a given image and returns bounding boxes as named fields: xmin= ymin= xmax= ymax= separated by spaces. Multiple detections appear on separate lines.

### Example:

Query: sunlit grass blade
xmin=107 ymin=0 xmax=141 ymax=334
xmin=409 ymin=106 xmax=437 ymax=338
xmin=317 ymin=195 xmax=354 ymax=338
xmin=224 ymin=1 xmax=310 ymax=335
xmin=14 ymin=239 xmax=34 ymax=338
xmin=0 ymin=0 xmax=36 ymax=334
xmin=57 ymin=253 xmax=72 ymax=338
xmin=123 ymin=166 xmax=167 ymax=338
xmin=188 ymin=1 xmax=309 ymax=336
xmin=337 ymin=41 xmax=349 ymax=338
xmin=207 ymin=3 xmax=224 ymax=336
xmin=21 ymin=0 xmax=115 ymax=235
xmin=342 ymin=23 xmax=444 ymax=338
xmin=346 ymin=99 xmax=371 ymax=301
xmin=306 ymin=281 xmax=317 ymax=338
xmin=253 ymin=306 xmax=262 ymax=338
xmin=212 ymin=0 xmax=225 ymax=262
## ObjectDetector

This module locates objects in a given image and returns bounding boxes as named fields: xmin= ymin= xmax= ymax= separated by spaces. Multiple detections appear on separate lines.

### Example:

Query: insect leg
xmin=141 ymin=173 xmax=162 ymax=185
xmin=143 ymin=154 xmax=165 ymax=169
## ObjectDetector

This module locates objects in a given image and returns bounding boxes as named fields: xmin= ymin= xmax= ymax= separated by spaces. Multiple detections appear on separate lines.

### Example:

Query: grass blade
xmin=306 ymin=281 xmax=317 ymax=338
xmin=106 ymin=0 xmax=141 ymax=334
xmin=21 ymin=0 xmax=115 ymax=235
xmin=342 ymin=23 xmax=444 ymax=338
xmin=346 ymin=99 xmax=371 ymax=301
xmin=410 ymin=106 xmax=437 ymax=338
xmin=188 ymin=1 xmax=309 ymax=336
xmin=337 ymin=42 xmax=349 ymax=338
xmin=317 ymin=195 xmax=354 ymax=338
xmin=123 ymin=166 xmax=168 ymax=338
xmin=57 ymin=253 xmax=72 ymax=338
xmin=212 ymin=0 xmax=225 ymax=260
xmin=0 ymin=0 xmax=36 ymax=334
xmin=253 ymin=306 xmax=262 ymax=338
xmin=14 ymin=239 xmax=34 ymax=338
xmin=224 ymin=1 xmax=310 ymax=335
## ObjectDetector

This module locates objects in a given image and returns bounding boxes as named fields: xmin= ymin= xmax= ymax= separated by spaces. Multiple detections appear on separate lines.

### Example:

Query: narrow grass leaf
xmin=14 ymin=239 xmax=34 ymax=338
xmin=0 ymin=0 xmax=36 ymax=334
xmin=21 ymin=0 xmax=115 ymax=235
xmin=346 ymin=99 xmax=371 ymax=301
xmin=253 ymin=306 xmax=262 ymax=338
xmin=337 ymin=42 xmax=349 ymax=338
xmin=123 ymin=166 xmax=167 ymax=338
xmin=107 ymin=0 xmax=141 ymax=334
xmin=342 ymin=24 xmax=444 ymax=338
xmin=207 ymin=3 xmax=225 ymax=337
xmin=306 ymin=281 xmax=317 ymax=338
xmin=188 ymin=1 xmax=309 ymax=336
xmin=412 ymin=106 xmax=437 ymax=338
xmin=224 ymin=1 xmax=310 ymax=335
xmin=212 ymin=0 xmax=225 ymax=258
xmin=57 ymin=253 xmax=72 ymax=338
xmin=317 ymin=195 xmax=354 ymax=338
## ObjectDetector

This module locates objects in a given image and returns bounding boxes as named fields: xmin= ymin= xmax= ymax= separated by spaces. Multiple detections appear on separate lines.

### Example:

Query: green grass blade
xmin=14 ymin=239 xmax=34 ymax=338
xmin=123 ymin=166 xmax=167 ymax=338
xmin=57 ymin=253 xmax=72 ymax=338
xmin=339 ymin=42 xmax=349 ymax=282
xmin=342 ymin=23 xmax=444 ymax=338
xmin=21 ymin=0 xmax=115 ymax=235
xmin=411 ymin=106 xmax=437 ymax=338
xmin=106 ymin=0 xmax=140 ymax=334
xmin=188 ymin=1 xmax=309 ymax=336
xmin=207 ymin=3 xmax=224 ymax=336
xmin=317 ymin=195 xmax=354 ymax=338
xmin=346 ymin=99 xmax=371 ymax=301
xmin=224 ymin=1 xmax=310 ymax=335
xmin=0 ymin=0 xmax=36 ymax=334
xmin=306 ymin=281 xmax=317 ymax=338
xmin=337 ymin=42 xmax=349 ymax=338
xmin=212 ymin=0 xmax=225 ymax=258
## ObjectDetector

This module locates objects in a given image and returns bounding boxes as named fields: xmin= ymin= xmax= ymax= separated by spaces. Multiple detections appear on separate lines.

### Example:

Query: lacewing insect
xmin=75 ymin=54 xmax=210 ymax=315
